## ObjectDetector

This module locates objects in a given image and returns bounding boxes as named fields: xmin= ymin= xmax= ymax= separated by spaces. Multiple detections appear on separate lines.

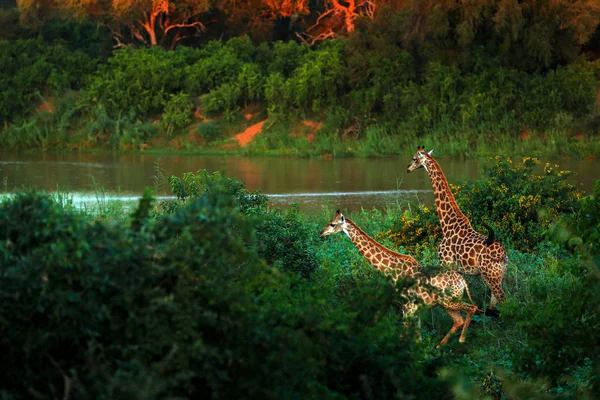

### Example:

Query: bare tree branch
xmin=45 ymin=353 xmax=72 ymax=400
xmin=296 ymin=29 xmax=336 ymax=46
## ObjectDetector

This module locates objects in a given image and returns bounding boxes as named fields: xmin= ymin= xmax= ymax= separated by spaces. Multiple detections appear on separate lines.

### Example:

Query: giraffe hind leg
xmin=438 ymin=309 xmax=464 ymax=347
xmin=480 ymin=267 xmax=505 ymax=316
xmin=458 ymin=302 xmax=478 ymax=343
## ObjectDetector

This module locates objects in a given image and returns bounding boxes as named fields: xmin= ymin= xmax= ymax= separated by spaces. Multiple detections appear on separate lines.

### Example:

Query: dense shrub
xmin=0 ymin=38 xmax=95 ymax=124
xmin=265 ymin=40 xmax=346 ymax=119
xmin=0 ymin=188 xmax=451 ymax=399
xmin=396 ymin=59 xmax=598 ymax=135
xmin=454 ymin=157 xmax=582 ymax=251
xmin=84 ymin=47 xmax=191 ymax=118
xmin=161 ymin=91 xmax=193 ymax=135
xmin=255 ymin=204 xmax=319 ymax=279
xmin=184 ymin=38 xmax=254 ymax=96
xmin=569 ymin=179 xmax=600 ymax=255
xmin=502 ymin=254 xmax=600 ymax=385
xmin=196 ymin=121 xmax=222 ymax=142
xmin=164 ymin=170 xmax=319 ymax=278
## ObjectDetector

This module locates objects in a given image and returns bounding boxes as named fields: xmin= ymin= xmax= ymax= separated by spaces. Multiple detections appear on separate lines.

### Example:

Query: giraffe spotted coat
xmin=407 ymin=147 xmax=508 ymax=310
xmin=320 ymin=210 xmax=478 ymax=345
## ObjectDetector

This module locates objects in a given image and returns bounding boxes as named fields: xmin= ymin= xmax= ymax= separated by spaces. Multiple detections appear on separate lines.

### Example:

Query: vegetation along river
xmin=0 ymin=152 xmax=596 ymax=212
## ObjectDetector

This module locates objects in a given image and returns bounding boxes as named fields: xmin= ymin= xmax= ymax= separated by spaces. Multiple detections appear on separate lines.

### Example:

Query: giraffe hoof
xmin=484 ymin=308 xmax=500 ymax=318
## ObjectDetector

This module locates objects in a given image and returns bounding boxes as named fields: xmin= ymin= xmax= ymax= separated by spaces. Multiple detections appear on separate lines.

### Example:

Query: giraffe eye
xmin=330 ymin=224 xmax=335 ymax=227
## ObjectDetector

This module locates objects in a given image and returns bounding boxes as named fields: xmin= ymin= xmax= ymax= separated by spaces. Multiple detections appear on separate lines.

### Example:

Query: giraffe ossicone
xmin=406 ymin=146 xmax=508 ymax=314
xmin=320 ymin=210 xmax=479 ymax=345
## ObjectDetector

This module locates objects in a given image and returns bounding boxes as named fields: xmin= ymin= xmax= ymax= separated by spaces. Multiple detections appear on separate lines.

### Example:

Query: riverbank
xmin=3 ymin=37 xmax=600 ymax=159
xmin=3 ymin=111 xmax=600 ymax=158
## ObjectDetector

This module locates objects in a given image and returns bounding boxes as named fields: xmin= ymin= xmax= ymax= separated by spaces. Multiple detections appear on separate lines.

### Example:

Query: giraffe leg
xmin=480 ymin=267 xmax=505 ymax=311
xmin=458 ymin=303 xmax=478 ymax=343
xmin=402 ymin=303 xmax=422 ymax=342
xmin=438 ymin=310 xmax=464 ymax=347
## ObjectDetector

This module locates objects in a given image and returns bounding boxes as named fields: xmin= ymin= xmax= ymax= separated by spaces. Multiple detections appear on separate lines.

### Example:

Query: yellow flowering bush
xmin=376 ymin=206 xmax=441 ymax=253
xmin=453 ymin=157 xmax=582 ymax=251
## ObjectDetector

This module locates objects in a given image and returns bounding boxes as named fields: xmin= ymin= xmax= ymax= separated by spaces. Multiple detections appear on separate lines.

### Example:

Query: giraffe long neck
xmin=343 ymin=218 xmax=419 ymax=279
xmin=422 ymin=155 xmax=472 ymax=236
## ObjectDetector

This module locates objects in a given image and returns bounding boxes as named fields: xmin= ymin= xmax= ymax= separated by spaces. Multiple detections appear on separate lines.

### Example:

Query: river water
xmin=0 ymin=152 xmax=597 ymax=212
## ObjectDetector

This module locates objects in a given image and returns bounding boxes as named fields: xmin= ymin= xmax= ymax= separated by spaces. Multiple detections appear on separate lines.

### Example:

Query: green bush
xmin=164 ymin=171 xmax=319 ymax=278
xmin=452 ymin=157 xmax=582 ymax=251
xmin=0 ymin=189 xmax=452 ymax=399
xmin=569 ymin=180 xmax=600 ymax=255
xmin=184 ymin=38 xmax=255 ymax=96
xmin=0 ymin=38 xmax=95 ymax=125
xmin=84 ymin=47 xmax=190 ymax=118
xmin=265 ymin=41 xmax=345 ymax=118
xmin=255 ymin=204 xmax=319 ymax=279
xmin=502 ymin=256 xmax=600 ymax=384
xmin=196 ymin=121 xmax=222 ymax=142
xmin=161 ymin=92 xmax=193 ymax=135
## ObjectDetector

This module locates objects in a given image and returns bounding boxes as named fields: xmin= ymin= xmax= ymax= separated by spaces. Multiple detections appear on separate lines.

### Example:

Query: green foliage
xmin=452 ymin=157 xmax=582 ymax=251
xmin=502 ymin=256 xmax=600 ymax=384
xmin=165 ymin=170 xmax=320 ymax=278
xmin=39 ymin=18 xmax=112 ymax=59
xmin=196 ymin=121 xmax=222 ymax=142
xmin=380 ymin=205 xmax=441 ymax=254
xmin=396 ymin=59 xmax=598 ymax=136
xmin=0 ymin=189 xmax=451 ymax=399
xmin=165 ymin=170 xmax=268 ymax=215
xmin=84 ymin=47 xmax=190 ymax=118
xmin=265 ymin=41 xmax=345 ymax=119
xmin=160 ymin=92 xmax=193 ymax=135
xmin=0 ymin=38 xmax=95 ymax=125
xmin=184 ymin=38 xmax=254 ymax=96
xmin=255 ymin=204 xmax=319 ymax=279
xmin=569 ymin=180 xmax=600 ymax=255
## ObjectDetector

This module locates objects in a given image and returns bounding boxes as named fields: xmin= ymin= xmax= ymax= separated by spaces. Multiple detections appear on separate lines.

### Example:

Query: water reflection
xmin=0 ymin=152 xmax=595 ymax=212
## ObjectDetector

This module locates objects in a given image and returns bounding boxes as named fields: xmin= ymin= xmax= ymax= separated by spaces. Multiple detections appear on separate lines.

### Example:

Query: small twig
xmin=46 ymin=352 xmax=72 ymax=400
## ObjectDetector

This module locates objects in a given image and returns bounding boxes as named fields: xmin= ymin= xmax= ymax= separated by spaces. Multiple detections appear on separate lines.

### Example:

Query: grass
xmin=2 ymin=97 xmax=599 ymax=158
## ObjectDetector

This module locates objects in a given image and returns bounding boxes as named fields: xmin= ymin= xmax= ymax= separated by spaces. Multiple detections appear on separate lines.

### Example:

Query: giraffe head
xmin=319 ymin=210 xmax=347 ymax=238
xmin=406 ymin=146 xmax=433 ymax=173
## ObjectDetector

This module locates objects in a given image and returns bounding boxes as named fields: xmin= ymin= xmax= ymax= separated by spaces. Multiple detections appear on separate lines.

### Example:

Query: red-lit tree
xmin=17 ymin=0 xmax=213 ymax=48
xmin=297 ymin=0 xmax=377 ymax=44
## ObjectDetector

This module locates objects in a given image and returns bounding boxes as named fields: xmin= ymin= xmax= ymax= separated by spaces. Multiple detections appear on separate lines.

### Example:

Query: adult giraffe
xmin=320 ymin=210 xmax=479 ymax=345
xmin=406 ymin=147 xmax=508 ymax=316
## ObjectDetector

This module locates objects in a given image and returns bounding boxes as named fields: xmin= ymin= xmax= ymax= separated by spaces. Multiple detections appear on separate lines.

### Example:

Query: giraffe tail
xmin=482 ymin=220 xmax=495 ymax=245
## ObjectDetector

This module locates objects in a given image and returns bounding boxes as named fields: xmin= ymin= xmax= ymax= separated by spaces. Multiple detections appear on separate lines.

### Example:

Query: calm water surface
xmin=0 ymin=152 xmax=597 ymax=212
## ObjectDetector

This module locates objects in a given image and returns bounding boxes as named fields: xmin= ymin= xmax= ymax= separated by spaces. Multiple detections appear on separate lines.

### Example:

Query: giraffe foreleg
xmin=481 ymin=266 xmax=505 ymax=311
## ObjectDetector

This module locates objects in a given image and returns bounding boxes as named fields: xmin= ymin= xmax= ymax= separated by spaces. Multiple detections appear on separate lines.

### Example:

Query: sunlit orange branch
xmin=296 ymin=29 xmax=336 ymax=46
xmin=164 ymin=21 xmax=205 ymax=34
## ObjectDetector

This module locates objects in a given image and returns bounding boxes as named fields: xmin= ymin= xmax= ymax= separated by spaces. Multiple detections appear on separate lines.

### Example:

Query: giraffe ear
xmin=340 ymin=214 xmax=345 ymax=223
xmin=428 ymin=148 xmax=434 ymax=155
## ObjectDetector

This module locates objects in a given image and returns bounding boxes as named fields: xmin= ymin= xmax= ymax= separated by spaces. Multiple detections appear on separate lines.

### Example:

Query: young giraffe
xmin=320 ymin=210 xmax=479 ymax=345
xmin=406 ymin=147 xmax=508 ymax=315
